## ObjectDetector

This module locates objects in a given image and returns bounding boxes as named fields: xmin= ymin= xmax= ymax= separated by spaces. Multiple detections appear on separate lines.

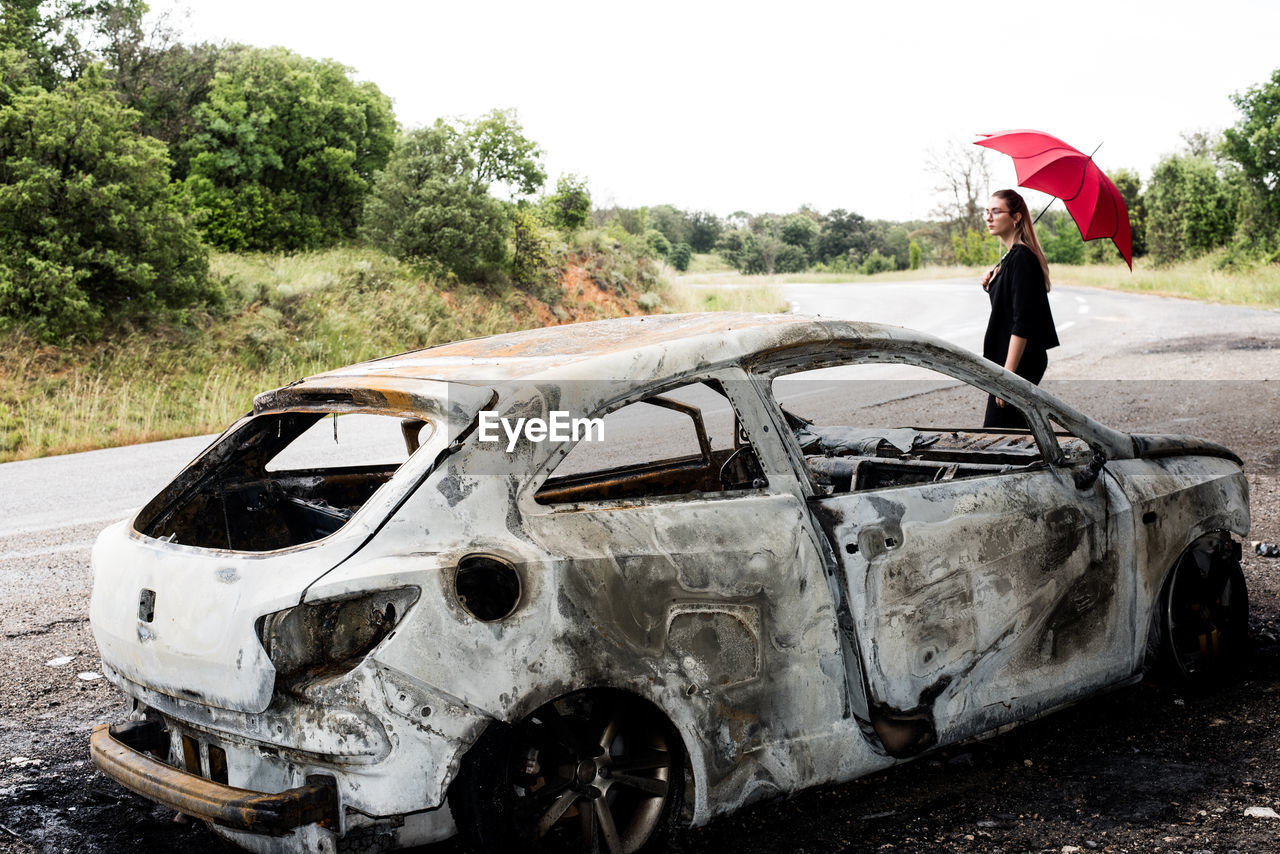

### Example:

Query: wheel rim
xmin=507 ymin=695 xmax=675 ymax=853
xmin=1166 ymin=552 xmax=1247 ymax=681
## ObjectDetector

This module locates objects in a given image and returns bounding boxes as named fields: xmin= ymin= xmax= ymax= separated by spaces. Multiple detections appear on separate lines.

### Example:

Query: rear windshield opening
xmin=135 ymin=412 xmax=433 ymax=552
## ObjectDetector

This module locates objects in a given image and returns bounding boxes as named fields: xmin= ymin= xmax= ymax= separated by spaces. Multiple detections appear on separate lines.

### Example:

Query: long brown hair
xmin=992 ymin=188 xmax=1051 ymax=291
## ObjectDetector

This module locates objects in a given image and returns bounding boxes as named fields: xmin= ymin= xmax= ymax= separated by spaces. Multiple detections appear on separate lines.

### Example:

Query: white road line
xmin=1057 ymin=321 xmax=1077 ymax=332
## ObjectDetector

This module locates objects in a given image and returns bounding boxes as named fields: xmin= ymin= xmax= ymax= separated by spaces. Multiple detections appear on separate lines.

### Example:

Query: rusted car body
xmin=89 ymin=313 xmax=1250 ymax=853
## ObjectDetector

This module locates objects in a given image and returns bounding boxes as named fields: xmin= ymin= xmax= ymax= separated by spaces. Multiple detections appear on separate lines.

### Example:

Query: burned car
xmin=89 ymin=313 xmax=1250 ymax=853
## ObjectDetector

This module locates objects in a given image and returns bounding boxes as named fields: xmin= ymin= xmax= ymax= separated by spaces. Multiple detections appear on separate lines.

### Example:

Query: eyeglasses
xmin=983 ymin=208 xmax=1009 ymax=218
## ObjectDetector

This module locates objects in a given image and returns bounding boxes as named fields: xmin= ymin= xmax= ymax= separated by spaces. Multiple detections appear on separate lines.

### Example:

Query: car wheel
xmin=450 ymin=690 xmax=684 ymax=854
xmin=1158 ymin=536 xmax=1249 ymax=688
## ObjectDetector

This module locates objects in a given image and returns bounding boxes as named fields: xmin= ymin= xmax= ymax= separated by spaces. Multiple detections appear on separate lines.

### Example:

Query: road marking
xmin=1057 ymin=321 xmax=1077 ymax=332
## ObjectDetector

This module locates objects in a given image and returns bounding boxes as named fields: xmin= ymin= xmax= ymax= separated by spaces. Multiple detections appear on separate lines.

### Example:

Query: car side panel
xmin=1104 ymin=456 xmax=1250 ymax=668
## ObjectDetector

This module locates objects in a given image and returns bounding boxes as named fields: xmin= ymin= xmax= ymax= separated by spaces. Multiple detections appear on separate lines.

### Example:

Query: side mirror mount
xmin=1074 ymin=451 xmax=1107 ymax=490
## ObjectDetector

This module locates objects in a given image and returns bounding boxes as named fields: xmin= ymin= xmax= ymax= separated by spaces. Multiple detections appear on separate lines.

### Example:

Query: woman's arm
xmin=1004 ymin=334 xmax=1027 ymax=373
xmin=996 ymin=334 xmax=1028 ymax=408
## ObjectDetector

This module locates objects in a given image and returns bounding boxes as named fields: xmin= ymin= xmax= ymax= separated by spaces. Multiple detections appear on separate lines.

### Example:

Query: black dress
xmin=982 ymin=244 xmax=1059 ymax=429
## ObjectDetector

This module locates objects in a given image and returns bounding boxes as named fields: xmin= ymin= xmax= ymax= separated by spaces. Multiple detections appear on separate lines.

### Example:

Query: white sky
xmin=159 ymin=0 xmax=1280 ymax=222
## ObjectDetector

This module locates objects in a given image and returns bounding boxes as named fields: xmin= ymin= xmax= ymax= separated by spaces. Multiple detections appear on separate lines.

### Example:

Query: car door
xmin=518 ymin=370 xmax=857 ymax=769
xmin=770 ymin=361 xmax=1135 ymax=758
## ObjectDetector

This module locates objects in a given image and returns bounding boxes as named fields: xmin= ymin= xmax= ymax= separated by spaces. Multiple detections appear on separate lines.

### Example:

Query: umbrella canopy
xmin=975 ymin=129 xmax=1133 ymax=269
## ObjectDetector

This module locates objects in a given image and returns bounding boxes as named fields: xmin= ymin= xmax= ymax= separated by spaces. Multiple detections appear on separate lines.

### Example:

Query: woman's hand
xmin=981 ymin=263 xmax=1000 ymax=291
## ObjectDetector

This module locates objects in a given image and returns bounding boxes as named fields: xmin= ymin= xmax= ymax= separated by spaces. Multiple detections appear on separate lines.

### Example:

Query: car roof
xmin=313 ymin=313 xmax=901 ymax=385
xmin=257 ymin=312 xmax=1135 ymax=459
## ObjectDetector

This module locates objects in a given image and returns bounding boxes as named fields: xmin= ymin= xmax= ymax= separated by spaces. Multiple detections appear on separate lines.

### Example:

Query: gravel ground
xmin=1 ymin=332 xmax=1278 ymax=854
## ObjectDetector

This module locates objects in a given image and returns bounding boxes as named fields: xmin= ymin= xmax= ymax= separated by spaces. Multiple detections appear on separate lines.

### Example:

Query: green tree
xmin=510 ymin=205 xmax=555 ymax=300
xmin=909 ymin=240 xmax=922 ymax=270
xmin=543 ymin=173 xmax=591 ymax=231
xmin=775 ymin=243 xmax=808 ymax=273
xmin=361 ymin=121 xmax=508 ymax=279
xmin=780 ymin=212 xmax=818 ymax=261
xmin=1039 ymin=210 xmax=1086 ymax=265
xmin=685 ymin=210 xmax=722 ymax=253
xmin=181 ymin=47 xmax=395 ymax=251
xmin=0 ymin=68 xmax=210 ymax=340
xmin=466 ymin=108 xmax=545 ymax=197
xmin=97 ymin=1 xmax=222 ymax=176
xmin=648 ymin=204 xmax=690 ymax=248
xmin=952 ymin=229 xmax=1000 ymax=266
xmin=1222 ymin=67 xmax=1280 ymax=249
xmin=1145 ymin=153 xmax=1237 ymax=264
xmin=816 ymin=209 xmax=872 ymax=265
xmin=0 ymin=0 xmax=110 ymax=89
xmin=645 ymin=229 xmax=672 ymax=258
xmin=668 ymin=242 xmax=692 ymax=272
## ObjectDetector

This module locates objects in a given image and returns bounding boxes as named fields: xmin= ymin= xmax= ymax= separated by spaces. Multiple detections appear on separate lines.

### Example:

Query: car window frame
xmin=750 ymin=346 xmax=1089 ymax=497
xmin=524 ymin=371 xmax=773 ymax=511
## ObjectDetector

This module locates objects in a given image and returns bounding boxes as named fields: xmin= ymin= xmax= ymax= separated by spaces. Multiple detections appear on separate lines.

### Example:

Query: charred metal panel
xmin=91 ymin=722 xmax=338 ymax=833
xmin=1103 ymin=456 xmax=1249 ymax=667
xmin=813 ymin=464 xmax=1133 ymax=754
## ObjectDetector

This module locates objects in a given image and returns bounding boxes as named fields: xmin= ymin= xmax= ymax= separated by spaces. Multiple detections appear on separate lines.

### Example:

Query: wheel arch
xmin=450 ymin=681 xmax=712 ymax=828
xmin=1139 ymin=528 xmax=1246 ymax=678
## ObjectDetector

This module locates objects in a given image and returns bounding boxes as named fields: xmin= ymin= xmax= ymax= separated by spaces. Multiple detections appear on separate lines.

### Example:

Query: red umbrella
xmin=975 ymin=129 xmax=1133 ymax=269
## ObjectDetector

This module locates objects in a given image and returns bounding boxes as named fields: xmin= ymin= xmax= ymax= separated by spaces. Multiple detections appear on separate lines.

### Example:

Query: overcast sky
xmin=160 ymin=0 xmax=1280 ymax=222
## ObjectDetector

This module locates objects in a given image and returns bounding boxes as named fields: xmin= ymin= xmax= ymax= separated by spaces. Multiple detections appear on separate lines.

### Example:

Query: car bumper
xmin=90 ymin=720 xmax=339 ymax=834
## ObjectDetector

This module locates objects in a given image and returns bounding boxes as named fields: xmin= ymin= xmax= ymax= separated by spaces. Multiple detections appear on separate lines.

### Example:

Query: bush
xmin=645 ymin=229 xmax=672 ymax=258
xmin=510 ymin=206 xmax=558 ymax=303
xmin=0 ymin=68 xmax=211 ymax=341
xmin=859 ymin=249 xmax=895 ymax=275
xmin=542 ymin=174 xmax=591 ymax=231
xmin=1039 ymin=212 xmax=1086 ymax=265
xmin=952 ymin=229 xmax=1001 ymax=266
xmin=668 ymin=242 xmax=692 ymax=272
xmin=182 ymin=47 xmax=395 ymax=251
xmin=362 ymin=122 xmax=510 ymax=280
xmin=775 ymin=243 xmax=809 ymax=273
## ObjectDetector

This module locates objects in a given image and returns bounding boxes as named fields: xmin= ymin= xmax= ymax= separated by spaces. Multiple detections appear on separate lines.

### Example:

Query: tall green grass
xmin=1053 ymin=253 xmax=1280 ymax=309
xmin=0 ymin=245 xmax=791 ymax=462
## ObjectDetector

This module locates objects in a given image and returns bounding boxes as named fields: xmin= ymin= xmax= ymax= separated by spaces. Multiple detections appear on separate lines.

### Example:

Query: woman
xmin=979 ymin=188 xmax=1058 ymax=429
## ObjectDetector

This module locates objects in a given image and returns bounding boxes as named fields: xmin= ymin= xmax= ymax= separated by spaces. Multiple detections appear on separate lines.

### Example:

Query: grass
xmin=0 ymin=245 xmax=791 ymax=462
xmin=662 ymin=279 xmax=789 ymax=314
xmin=680 ymin=251 xmax=1280 ymax=310
xmin=1053 ymin=252 xmax=1280 ymax=309
xmin=684 ymin=252 xmax=736 ymax=274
